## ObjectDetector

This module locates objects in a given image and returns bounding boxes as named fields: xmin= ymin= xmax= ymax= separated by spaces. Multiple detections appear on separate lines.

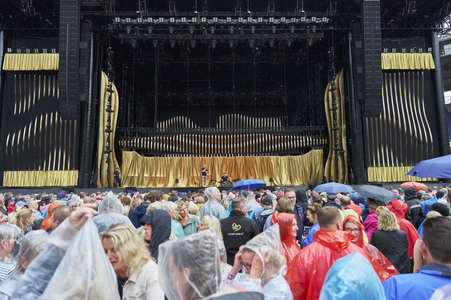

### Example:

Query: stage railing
xmin=117 ymin=126 xmax=328 ymax=156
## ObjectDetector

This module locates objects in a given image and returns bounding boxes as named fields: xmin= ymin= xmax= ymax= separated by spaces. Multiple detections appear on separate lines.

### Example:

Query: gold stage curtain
xmin=324 ymin=70 xmax=347 ymax=183
xmin=367 ymin=167 xmax=435 ymax=182
xmin=2 ymin=53 xmax=59 ymax=71
xmin=3 ymin=170 xmax=78 ymax=187
xmin=381 ymin=53 xmax=435 ymax=70
xmin=97 ymin=72 xmax=120 ymax=187
xmin=120 ymin=150 xmax=324 ymax=188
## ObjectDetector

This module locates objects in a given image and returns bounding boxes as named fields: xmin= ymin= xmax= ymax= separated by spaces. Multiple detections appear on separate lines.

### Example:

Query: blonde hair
xmin=100 ymin=223 xmax=152 ymax=277
xmin=377 ymin=210 xmax=400 ymax=231
xmin=375 ymin=206 xmax=389 ymax=216
xmin=12 ymin=208 xmax=33 ymax=231
xmin=188 ymin=202 xmax=198 ymax=215
xmin=201 ymin=215 xmax=223 ymax=239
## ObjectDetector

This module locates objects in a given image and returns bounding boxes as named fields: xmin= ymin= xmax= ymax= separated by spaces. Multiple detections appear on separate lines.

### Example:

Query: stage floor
xmin=0 ymin=182 xmax=445 ymax=195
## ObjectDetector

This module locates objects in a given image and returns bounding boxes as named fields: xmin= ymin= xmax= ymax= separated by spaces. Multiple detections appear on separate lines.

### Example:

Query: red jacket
xmin=387 ymin=199 xmax=420 ymax=259
xmin=293 ymin=230 xmax=394 ymax=300
xmin=273 ymin=212 xmax=301 ymax=296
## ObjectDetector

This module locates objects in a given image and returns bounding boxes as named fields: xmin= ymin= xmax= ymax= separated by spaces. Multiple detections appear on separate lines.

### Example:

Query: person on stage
xmin=113 ymin=167 xmax=121 ymax=188
xmin=201 ymin=164 xmax=208 ymax=187
xmin=221 ymin=172 xmax=230 ymax=182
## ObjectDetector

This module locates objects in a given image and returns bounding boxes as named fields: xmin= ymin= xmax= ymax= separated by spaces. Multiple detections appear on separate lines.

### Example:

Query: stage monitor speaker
xmin=124 ymin=187 xmax=138 ymax=194
xmin=221 ymin=181 xmax=233 ymax=188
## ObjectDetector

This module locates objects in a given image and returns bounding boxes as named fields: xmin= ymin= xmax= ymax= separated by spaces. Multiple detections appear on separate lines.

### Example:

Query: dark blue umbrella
xmin=232 ymin=179 xmax=266 ymax=190
xmin=407 ymin=155 xmax=451 ymax=178
xmin=352 ymin=185 xmax=396 ymax=204
xmin=313 ymin=182 xmax=353 ymax=196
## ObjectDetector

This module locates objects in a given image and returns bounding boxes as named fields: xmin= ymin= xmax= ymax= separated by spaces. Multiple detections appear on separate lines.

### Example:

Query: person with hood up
xmin=227 ymin=224 xmax=293 ymax=300
xmin=158 ymin=229 xmax=263 ymax=300
xmin=40 ymin=202 xmax=62 ymax=231
xmin=140 ymin=209 xmax=171 ymax=262
xmin=272 ymin=213 xmax=300 ymax=296
xmin=292 ymin=207 xmax=394 ymax=300
xmin=319 ymin=253 xmax=386 ymax=300
xmin=403 ymin=187 xmax=424 ymax=228
xmin=386 ymin=199 xmax=420 ymax=259
xmin=295 ymin=190 xmax=309 ymax=226
xmin=92 ymin=192 xmax=133 ymax=232
xmin=343 ymin=215 xmax=399 ymax=276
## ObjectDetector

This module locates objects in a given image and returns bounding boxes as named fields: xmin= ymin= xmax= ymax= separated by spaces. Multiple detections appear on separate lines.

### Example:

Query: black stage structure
xmin=0 ymin=0 xmax=450 ymax=188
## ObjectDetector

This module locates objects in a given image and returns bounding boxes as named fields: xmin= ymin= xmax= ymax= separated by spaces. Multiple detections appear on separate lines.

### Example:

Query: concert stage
xmin=0 ymin=1 xmax=450 ymax=188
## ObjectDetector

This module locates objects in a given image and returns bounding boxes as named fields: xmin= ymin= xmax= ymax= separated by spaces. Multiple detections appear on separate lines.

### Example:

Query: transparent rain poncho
xmin=319 ymin=252 xmax=385 ymax=300
xmin=12 ymin=218 xmax=119 ymax=300
xmin=232 ymin=224 xmax=292 ymax=300
xmin=246 ymin=193 xmax=261 ymax=217
xmin=158 ymin=229 xmax=228 ymax=300
xmin=93 ymin=192 xmax=133 ymax=232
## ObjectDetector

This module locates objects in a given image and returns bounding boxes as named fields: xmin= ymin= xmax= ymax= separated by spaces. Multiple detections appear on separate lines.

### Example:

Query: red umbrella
xmin=400 ymin=181 xmax=428 ymax=192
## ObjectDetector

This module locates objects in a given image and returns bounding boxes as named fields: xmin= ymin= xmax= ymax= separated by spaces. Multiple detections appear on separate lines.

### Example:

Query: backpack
xmin=256 ymin=212 xmax=272 ymax=233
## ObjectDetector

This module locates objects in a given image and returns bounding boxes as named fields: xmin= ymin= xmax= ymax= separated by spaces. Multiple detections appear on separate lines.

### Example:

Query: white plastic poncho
xmin=158 ymin=230 xmax=227 ymax=300
xmin=12 ymin=218 xmax=120 ymax=300
xmin=232 ymin=224 xmax=292 ymax=300
xmin=93 ymin=192 xmax=133 ymax=232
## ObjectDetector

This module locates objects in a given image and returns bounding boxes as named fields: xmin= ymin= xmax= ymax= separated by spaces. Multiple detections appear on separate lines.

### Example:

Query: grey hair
xmin=15 ymin=230 xmax=48 ymax=272
xmin=0 ymin=224 xmax=22 ymax=242
xmin=204 ymin=187 xmax=218 ymax=200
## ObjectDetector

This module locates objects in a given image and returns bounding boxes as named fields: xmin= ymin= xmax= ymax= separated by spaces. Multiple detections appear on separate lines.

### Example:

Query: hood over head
xmin=141 ymin=209 xmax=171 ymax=260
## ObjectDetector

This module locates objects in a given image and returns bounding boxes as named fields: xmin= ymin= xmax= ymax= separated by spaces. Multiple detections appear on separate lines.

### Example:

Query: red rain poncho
xmin=343 ymin=215 xmax=400 ymax=276
xmin=40 ymin=202 xmax=62 ymax=231
xmin=292 ymin=230 xmax=395 ymax=300
xmin=272 ymin=212 xmax=301 ymax=295
xmin=387 ymin=199 xmax=420 ymax=259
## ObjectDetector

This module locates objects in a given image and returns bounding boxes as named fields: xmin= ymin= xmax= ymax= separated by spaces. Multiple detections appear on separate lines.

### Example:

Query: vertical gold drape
xmin=2 ymin=53 xmax=59 ymax=71
xmin=381 ymin=53 xmax=435 ymax=70
xmin=324 ymin=70 xmax=347 ymax=183
xmin=120 ymin=150 xmax=324 ymax=188
xmin=97 ymin=72 xmax=120 ymax=187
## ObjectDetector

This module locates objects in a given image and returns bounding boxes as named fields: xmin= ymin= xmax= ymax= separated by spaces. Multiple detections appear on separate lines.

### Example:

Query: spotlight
xmin=147 ymin=26 xmax=153 ymax=34
xmin=210 ymin=26 xmax=215 ymax=34
xmin=251 ymin=26 xmax=255 ymax=33
xmin=189 ymin=26 xmax=194 ymax=34
xmin=169 ymin=26 xmax=174 ymax=34
xmin=229 ymin=25 xmax=234 ymax=34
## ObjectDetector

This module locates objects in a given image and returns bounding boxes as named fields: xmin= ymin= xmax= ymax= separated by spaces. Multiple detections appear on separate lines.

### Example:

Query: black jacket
xmin=140 ymin=209 xmax=171 ymax=262
xmin=220 ymin=210 xmax=258 ymax=265
xmin=371 ymin=230 xmax=412 ymax=274
xmin=404 ymin=187 xmax=424 ymax=228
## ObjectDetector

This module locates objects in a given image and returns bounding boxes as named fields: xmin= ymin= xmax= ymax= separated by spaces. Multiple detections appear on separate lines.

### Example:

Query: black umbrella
xmin=352 ymin=185 xmax=396 ymax=204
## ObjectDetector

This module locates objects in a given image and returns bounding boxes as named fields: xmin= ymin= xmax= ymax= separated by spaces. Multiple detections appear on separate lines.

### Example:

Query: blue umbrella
xmin=313 ymin=182 xmax=354 ymax=197
xmin=232 ymin=179 xmax=266 ymax=190
xmin=407 ymin=154 xmax=451 ymax=178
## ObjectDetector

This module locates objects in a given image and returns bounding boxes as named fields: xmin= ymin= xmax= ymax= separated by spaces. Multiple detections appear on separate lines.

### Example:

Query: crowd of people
xmin=0 ymin=184 xmax=450 ymax=299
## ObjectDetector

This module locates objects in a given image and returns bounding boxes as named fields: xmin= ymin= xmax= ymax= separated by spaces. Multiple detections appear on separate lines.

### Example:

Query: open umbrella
xmin=313 ymin=182 xmax=353 ymax=196
xmin=407 ymin=154 xmax=451 ymax=178
xmin=352 ymin=185 xmax=396 ymax=204
xmin=400 ymin=181 xmax=428 ymax=192
xmin=232 ymin=179 xmax=266 ymax=190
